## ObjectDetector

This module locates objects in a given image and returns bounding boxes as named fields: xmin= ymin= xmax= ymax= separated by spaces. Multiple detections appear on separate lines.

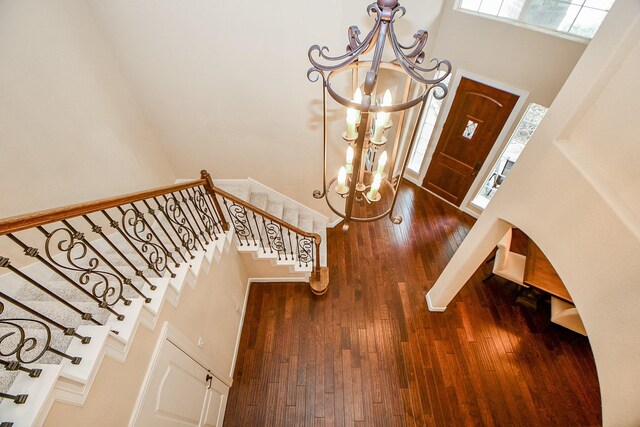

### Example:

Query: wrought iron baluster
xmin=297 ymin=235 xmax=313 ymax=268
xmin=0 ymin=291 xmax=89 ymax=345
xmin=199 ymin=185 xmax=224 ymax=234
xmin=163 ymin=194 xmax=206 ymax=251
xmin=187 ymin=187 xmax=220 ymax=239
xmin=36 ymin=225 xmax=132 ymax=307
xmin=102 ymin=210 xmax=164 ymax=278
xmin=61 ymin=220 xmax=150 ymax=304
xmin=82 ymin=215 xmax=157 ymax=291
xmin=252 ymin=212 xmax=265 ymax=252
xmin=287 ymin=229 xmax=294 ymax=261
xmin=153 ymin=197 xmax=196 ymax=259
xmin=222 ymin=197 xmax=252 ymax=246
xmin=141 ymin=199 xmax=188 ymax=263
xmin=114 ymin=206 xmax=176 ymax=279
xmin=5 ymin=235 xmax=123 ymax=320
xmin=296 ymin=235 xmax=300 ymax=267
xmin=128 ymin=204 xmax=179 ymax=268
xmin=278 ymin=225 xmax=287 ymax=261
xmin=264 ymin=221 xmax=285 ymax=261
xmin=261 ymin=216 xmax=270 ymax=252
xmin=177 ymin=190 xmax=210 ymax=245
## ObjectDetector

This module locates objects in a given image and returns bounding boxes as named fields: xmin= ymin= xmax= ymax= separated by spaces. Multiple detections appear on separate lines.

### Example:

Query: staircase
xmin=0 ymin=171 xmax=328 ymax=426
xmin=212 ymin=178 xmax=328 ymax=276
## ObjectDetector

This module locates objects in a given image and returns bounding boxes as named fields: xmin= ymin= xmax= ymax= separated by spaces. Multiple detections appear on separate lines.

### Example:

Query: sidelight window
xmin=471 ymin=103 xmax=548 ymax=209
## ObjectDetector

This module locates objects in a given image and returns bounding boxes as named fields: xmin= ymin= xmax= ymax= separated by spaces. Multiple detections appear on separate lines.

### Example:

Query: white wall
xmin=0 ymin=1 xmax=176 ymax=219
xmin=44 ymin=241 xmax=250 ymax=426
xmin=427 ymin=1 xmax=640 ymax=424
xmin=86 ymin=0 xmax=445 ymax=220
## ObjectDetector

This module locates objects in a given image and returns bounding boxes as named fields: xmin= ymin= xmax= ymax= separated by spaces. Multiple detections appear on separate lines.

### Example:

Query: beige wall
xmin=427 ymin=1 xmax=640 ymax=424
xmin=45 ymin=242 xmax=250 ymax=426
xmin=0 ymin=1 xmax=176 ymax=219
xmin=86 ymin=0 xmax=445 ymax=220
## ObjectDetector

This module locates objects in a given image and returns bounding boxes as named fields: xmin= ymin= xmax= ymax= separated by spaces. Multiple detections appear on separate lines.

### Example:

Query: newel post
xmin=200 ymin=170 xmax=230 ymax=232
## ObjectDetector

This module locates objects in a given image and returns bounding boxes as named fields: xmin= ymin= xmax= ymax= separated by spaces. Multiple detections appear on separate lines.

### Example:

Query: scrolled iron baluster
xmin=287 ymin=229 xmax=294 ymax=261
xmin=62 ymin=220 xmax=150 ymax=304
xmin=199 ymin=186 xmax=225 ymax=234
xmin=157 ymin=196 xmax=200 ymax=254
xmin=118 ymin=206 xmax=175 ymax=278
xmin=222 ymin=198 xmax=253 ymax=246
xmin=127 ymin=204 xmax=180 ymax=268
xmin=164 ymin=194 xmax=206 ymax=251
xmin=189 ymin=187 xmax=221 ymax=239
xmin=37 ymin=225 xmax=130 ymax=308
xmin=297 ymin=235 xmax=313 ymax=268
xmin=264 ymin=221 xmax=285 ymax=261
xmin=141 ymin=199 xmax=188 ymax=263
xmin=83 ymin=215 xmax=158 ymax=291
xmin=177 ymin=190 xmax=210 ymax=245
xmin=2 ymin=237 xmax=114 ymax=322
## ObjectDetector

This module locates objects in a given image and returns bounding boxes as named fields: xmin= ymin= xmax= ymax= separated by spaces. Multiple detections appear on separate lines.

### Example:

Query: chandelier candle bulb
xmin=382 ymin=89 xmax=392 ymax=127
xmin=336 ymin=166 xmax=349 ymax=194
xmin=345 ymin=146 xmax=354 ymax=173
xmin=372 ymin=111 xmax=388 ymax=142
xmin=345 ymin=108 xmax=359 ymax=139
xmin=376 ymin=151 xmax=388 ymax=175
xmin=367 ymin=173 xmax=382 ymax=201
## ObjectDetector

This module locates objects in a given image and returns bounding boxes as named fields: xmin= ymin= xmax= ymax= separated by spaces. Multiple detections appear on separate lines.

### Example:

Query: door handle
xmin=206 ymin=374 xmax=212 ymax=389
xmin=471 ymin=162 xmax=482 ymax=177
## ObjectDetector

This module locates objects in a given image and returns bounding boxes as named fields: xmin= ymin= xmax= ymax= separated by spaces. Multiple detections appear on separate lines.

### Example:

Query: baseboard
xmin=425 ymin=292 xmax=447 ymax=312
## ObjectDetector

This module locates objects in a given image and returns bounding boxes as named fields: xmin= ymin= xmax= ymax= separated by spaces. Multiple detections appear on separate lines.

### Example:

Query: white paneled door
xmin=135 ymin=340 xmax=228 ymax=427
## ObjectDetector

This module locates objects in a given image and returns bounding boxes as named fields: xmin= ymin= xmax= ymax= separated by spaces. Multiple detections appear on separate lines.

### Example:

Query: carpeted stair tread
xmin=266 ymin=200 xmax=284 ymax=220
xmin=213 ymin=182 xmax=251 ymax=201
xmin=249 ymin=193 xmax=268 ymax=212
xmin=282 ymin=207 xmax=300 ymax=228
xmin=0 ymin=370 xmax=18 ymax=397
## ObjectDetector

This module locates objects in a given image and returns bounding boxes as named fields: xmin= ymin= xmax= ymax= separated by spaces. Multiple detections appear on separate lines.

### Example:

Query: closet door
xmin=136 ymin=341 xmax=210 ymax=427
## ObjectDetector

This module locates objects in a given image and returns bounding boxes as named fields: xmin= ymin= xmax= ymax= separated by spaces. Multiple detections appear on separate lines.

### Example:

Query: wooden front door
xmin=422 ymin=77 xmax=519 ymax=206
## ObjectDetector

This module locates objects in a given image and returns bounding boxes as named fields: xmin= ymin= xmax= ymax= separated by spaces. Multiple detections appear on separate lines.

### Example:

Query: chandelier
xmin=308 ymin=0 xmax=451 ymax=231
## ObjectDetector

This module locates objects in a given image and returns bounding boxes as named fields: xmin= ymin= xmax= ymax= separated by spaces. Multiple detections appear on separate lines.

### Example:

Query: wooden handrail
xmin=0 ymin=179 xmax=208 ymax=236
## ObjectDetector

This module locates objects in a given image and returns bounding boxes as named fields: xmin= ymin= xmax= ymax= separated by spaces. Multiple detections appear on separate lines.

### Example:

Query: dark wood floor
xmin=224 ymin=183 xmax=601 ymax=426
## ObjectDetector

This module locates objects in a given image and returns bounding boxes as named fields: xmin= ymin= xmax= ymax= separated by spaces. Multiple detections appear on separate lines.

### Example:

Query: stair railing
xmin=0 ymin=170 xmax=325 ymax=412
xmin=200 ymin=171 xmax=322 ymax=280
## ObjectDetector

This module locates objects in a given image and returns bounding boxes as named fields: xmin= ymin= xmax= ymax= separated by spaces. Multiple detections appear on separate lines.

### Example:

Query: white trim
xmin=128 ymin=322 xmax=229 ymax=427
xmin=247 ymin=276 xmax=309 ymax=283
xmin=425 ymin=292 xmax=447 ymax=312
xmin=228 ymin=279 xmax=252 ymax=379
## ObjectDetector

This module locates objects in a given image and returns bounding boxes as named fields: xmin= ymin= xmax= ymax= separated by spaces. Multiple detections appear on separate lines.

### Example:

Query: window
xmin=407 ymin=71 xmax=452 ymax=174
xmin=458 ymin=0 xmax=615 ymax=39
xmin=471 ymin=103 xmax=548 ymax=209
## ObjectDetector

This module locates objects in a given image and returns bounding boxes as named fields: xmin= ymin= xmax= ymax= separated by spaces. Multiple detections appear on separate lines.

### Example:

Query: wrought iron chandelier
xmin=308 ymin=0 xmax=451 ymax=231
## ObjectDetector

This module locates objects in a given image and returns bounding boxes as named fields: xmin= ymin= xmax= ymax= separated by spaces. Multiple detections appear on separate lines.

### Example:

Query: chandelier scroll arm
xmin=308 ymin=15 xmax=382 ymax=73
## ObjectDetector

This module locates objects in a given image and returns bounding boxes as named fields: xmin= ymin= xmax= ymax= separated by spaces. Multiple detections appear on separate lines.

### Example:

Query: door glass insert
xmin=463 ymin=120 xmax=478 ymax=139
xmin=471 ymin=103 xmax=548 ymax=209
xmin=407 ymin=71 xmax=452 ymax=174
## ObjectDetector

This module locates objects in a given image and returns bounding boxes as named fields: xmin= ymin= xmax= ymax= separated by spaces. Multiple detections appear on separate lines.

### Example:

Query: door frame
xmin=128 ymin=321 xmax=231 ymax=427
xmin=404 ymin=69 xmax=529 ymax=217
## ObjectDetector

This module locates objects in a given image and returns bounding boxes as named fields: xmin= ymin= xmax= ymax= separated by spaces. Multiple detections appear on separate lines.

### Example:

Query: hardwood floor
xmin=224 ymin=182 xmax=601 ymax=426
